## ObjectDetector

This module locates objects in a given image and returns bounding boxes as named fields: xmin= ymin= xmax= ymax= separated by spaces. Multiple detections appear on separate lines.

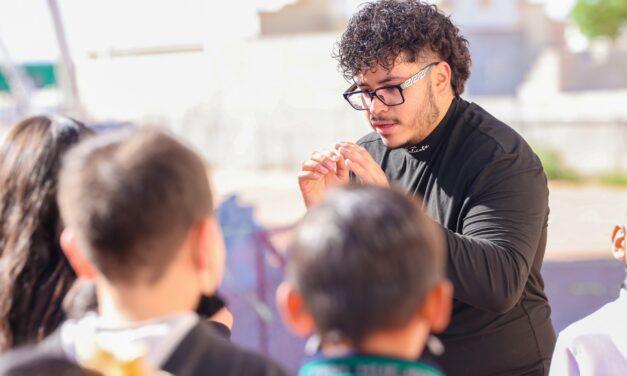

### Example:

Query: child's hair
xmin=57 ymin=127 xmax=213 ymax=284
xmin=286 ymin=185 xmax=445 ymax=345
xmin=0 ymin=115 xmax=93 ymax=351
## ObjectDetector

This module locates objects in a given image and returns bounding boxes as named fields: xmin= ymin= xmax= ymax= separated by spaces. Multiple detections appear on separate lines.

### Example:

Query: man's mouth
xmin=372 ymin=121 xmax=397 ymax=135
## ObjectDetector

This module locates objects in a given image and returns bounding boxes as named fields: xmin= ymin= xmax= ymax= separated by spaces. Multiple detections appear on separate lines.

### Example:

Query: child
xmin=0 ymin=128 xmax=287 ymax=376
xmin=277 ymin=185 xmax=453 ymax=375
xmin=550 ymin=217 xmax=627 ymax=375
xmin=0 ymin=115 xmax=92 ymax=351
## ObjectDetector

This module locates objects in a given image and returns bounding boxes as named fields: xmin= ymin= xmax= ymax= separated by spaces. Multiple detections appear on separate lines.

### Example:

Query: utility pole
xmin=0 ymin=35 xmax=32 ymax=118
xmin=47 ymin=0 xmax=84 ymax=118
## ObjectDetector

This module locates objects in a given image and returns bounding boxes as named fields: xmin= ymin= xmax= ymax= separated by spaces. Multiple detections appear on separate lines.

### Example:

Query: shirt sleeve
xmin=549 ymin=332 xmax=581 ymax=376
xmin=441 ymin=151 xmax=549 ymax=313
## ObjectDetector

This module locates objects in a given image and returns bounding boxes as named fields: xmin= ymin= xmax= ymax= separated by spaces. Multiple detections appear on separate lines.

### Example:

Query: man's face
xmin=355 ymin=60 xmax=440 ymax=148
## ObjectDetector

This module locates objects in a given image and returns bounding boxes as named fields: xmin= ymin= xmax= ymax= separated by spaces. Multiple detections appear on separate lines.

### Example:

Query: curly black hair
xmin=334 ymin=0 xmax=471 ymax=97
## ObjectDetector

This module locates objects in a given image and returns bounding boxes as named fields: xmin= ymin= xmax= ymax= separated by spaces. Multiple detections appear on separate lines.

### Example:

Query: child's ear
xmin=611 ymin=224 xmax=626 ymax=262
xmin=276 ymin=281 xmax=315 ymax=336
xmin=421 ymin=279 xmax=453 ymax=333
xmin=193 ymin=217 xmax=226 ymax=295
xmin=60 ymin=228 xmax=97 ymax=280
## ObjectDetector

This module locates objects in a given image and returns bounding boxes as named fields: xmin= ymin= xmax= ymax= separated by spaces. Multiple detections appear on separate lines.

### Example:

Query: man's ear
xmin=433 ymin=61 xmax=452 ymax=95
xmin=276 ymin=281 xmax=316 ymax=336
xmin=193 ymin=217 xmax=226 ymax=295
xmin=60 ymin=228 xmax=97 ymax=280
xmin=421 ymin=279 xmax=453 ymax=333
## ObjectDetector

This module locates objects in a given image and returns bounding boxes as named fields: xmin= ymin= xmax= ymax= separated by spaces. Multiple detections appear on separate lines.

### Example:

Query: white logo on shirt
xmin=407 ymin=145 xmax=430 ymax=153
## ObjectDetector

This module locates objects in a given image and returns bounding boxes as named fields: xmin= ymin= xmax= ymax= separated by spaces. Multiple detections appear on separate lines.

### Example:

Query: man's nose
xmin=368 ymin=95 xmax=388 ymax=115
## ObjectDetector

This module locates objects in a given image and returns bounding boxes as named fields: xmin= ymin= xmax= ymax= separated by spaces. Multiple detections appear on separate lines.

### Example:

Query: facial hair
xmin=401 ymin=82 xmax=440 ymax=148
xmin=369 ymin=79 xmax=441 ymax=148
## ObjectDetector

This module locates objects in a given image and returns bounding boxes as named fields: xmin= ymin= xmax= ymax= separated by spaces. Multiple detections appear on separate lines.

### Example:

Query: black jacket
xmin=358 ymin=98 xmax=556 ymax=375
xmin=0 ymin=321 xmax=289 ymax=376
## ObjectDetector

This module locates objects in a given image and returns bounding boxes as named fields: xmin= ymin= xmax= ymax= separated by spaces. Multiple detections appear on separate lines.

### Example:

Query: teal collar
xmin=299 ymin=355 xmax=443 ymax=376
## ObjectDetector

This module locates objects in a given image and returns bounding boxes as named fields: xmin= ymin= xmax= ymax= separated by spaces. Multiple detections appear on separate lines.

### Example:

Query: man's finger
xmin=344 ymin=158 xmax=372 ymax=183
xmin=311 ymin=151 xmax=338 ymax=171
xmin=298 ymin=170 xmax=322 ymax=180
xmin=301 ymin=159 xmax=329 ymax=175
xmin=338 ymin=145 xmax=371 ymax=168
xmin=322 ymin=150 xmax=340 ymax=172
xmin=340 ymin=145 xmax=389 ymax=187
xmin=335 ymin=141 xmax=356 ymax=150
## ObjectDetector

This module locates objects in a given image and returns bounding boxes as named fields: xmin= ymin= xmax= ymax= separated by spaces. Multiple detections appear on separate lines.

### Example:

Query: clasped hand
xmin=298 ymin=142 xmax=389 ymax=207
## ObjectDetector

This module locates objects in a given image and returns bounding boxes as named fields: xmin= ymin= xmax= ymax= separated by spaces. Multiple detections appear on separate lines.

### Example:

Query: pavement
xmin=211 ymin=168 xmax=627 ymax=372
xmin=213 ymin=168 xmax=627 ymax=260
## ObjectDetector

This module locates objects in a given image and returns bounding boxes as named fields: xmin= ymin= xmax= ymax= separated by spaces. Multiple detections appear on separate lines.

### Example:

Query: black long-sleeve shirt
xmin=357 ymin=98 xmax=556 ymax=375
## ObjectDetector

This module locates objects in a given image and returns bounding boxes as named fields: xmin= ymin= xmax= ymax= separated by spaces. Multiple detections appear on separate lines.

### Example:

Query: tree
xmin=571 ymin=0 xmax=627 ymax=40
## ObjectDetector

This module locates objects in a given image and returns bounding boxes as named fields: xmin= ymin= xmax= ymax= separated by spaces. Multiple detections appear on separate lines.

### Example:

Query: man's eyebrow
xmin=355 ymin=76 xmax=405 ymax=87
xmin=378 ymin=76 xmax=404 ymax=84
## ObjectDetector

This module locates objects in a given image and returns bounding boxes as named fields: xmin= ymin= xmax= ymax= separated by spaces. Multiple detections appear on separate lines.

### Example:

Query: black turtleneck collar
xmin=404 ymin=97 xmax=464 ymax=160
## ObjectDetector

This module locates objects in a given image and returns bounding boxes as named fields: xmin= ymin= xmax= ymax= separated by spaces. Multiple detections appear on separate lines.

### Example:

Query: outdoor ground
xmin=213 ymin=169 xmax=627 ymax=259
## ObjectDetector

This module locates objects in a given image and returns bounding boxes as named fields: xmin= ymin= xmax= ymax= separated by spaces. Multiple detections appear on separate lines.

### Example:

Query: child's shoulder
xmin=164 ymin=321 xmax=289 ymax=376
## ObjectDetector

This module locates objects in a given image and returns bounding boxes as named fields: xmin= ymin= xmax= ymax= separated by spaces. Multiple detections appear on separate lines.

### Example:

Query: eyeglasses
xmin=342 ymin=62 xmax=439 ymax=110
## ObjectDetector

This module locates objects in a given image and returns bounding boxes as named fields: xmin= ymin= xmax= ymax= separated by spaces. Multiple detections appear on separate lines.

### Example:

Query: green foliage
xmin=598 ymin=171 xmax=627 ymax=186
xmin=534 ymin=146 xmax=582 ymax=182
xmin=571 ymin=0 xmax=627 ymax=40
xmin=535 ymin=145 xmax=627 ymax=187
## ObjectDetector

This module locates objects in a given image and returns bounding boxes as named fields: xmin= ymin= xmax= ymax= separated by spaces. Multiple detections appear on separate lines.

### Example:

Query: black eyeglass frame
xmin=342 ymin=61 xmax=440 ymax=110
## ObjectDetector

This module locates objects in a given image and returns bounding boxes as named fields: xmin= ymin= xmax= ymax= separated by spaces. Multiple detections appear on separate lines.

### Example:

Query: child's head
xmin=58 ymin=128 xmax=224 ymax=302
xmin=0 ymin=115 xmax=93 ymax=350
xmin=278 ymin=185 xmax=452 ymax=357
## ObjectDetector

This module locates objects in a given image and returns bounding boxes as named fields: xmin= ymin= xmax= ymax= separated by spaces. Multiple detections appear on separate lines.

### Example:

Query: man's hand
xmin=336 ymin=142 xmax=389 ymax=187
xmin=298 ymin=150 xmax=350 ymax=208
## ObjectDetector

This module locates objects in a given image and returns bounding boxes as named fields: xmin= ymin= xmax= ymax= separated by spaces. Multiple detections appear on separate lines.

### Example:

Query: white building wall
xmin=444 ymin=0 xmax=520 ymax=30
xmin=71 ymin=34 xmax=626 ymax=174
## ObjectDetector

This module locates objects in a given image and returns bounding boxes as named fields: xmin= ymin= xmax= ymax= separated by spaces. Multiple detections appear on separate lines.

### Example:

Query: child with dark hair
xmin=277 ymin=185 xmax=453 ymax=375
xmin=0 ymin=115 xmax=93 ymax=351
xmin=0 ymin=127 xmax=287 ymax=376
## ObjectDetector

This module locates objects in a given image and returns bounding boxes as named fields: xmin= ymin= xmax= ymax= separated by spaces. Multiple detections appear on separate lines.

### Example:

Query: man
xmin=277 ymin=185 xmax=452 ymax=376
xmin=298 ymin=1 xmax=555 ymax=374
xmin=0 ymin=128 xmax=287 ymax=376
xmin=549 ymin=220 xmax=627 ymax=375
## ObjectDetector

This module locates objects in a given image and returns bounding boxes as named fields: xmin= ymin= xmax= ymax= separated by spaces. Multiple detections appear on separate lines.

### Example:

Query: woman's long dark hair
xmin=0 ymin=115 xmax=93 ymax=351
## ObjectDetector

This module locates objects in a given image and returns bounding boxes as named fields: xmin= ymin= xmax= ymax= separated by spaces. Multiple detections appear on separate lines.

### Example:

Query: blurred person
xmin=0 ymin=115 xmax=93 ymax=351
xmin=298 ymin=1 xmax=555 ymax=374
xmin=278 ymin=185 xmax=453 ymax=375
xmin=549 ymin=219 xmax=627 ymax=375
xmin=0 ymin=128 xmax=287 ymax=375
xmin=0 ymin=356 xmax=98 ymax=376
